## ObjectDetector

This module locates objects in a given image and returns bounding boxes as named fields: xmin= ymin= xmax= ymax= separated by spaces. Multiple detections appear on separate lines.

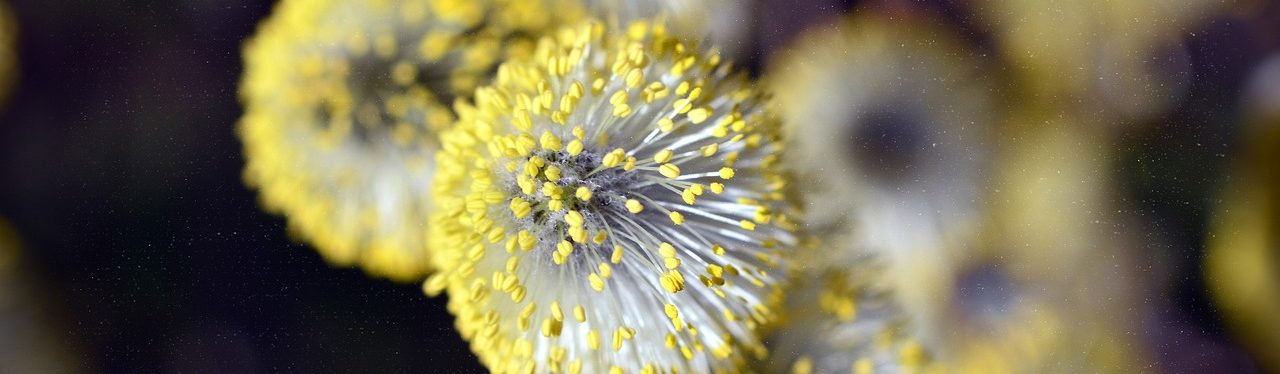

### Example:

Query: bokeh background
xmin=0 ymin=0 xmax=1276 ymax=372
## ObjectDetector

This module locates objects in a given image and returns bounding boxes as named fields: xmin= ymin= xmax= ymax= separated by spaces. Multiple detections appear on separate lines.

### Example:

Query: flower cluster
xmin=764 ymin=11 xmax=1143 ymax=373
xmin=766 ymin=12 xmax=992 ymax=365
xmin=761 ymin=231 xmax=930 ymax=374
xmin=422 ymin=21 xmax=796 ymax=373
xmin=238 ymin=0 xmax=585 ymax=281
xmin=228 ymin=0 xmax=1204 ymax=372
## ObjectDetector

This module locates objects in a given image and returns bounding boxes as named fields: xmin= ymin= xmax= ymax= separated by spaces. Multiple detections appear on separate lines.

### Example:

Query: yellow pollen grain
xmin=587 ymin=329 xmax=600 ymax=350
xmin=613 ymin=103 xmax=633 ymax=117
xmin=565 ymin=210 xmax=585 ymax=227
xmin=517 ymin=230 xmax=537 ymax=251
xmin=675 ymin=81 xmax=690 ymax=96
xmin=556 ymin=240 xmax=574 ymax=256
xmin=673 ymin=98 xmax=693 ymax=114
xmin=669 ymin=211 xmax=685 ymax=225
xmin=682 ymin=189 xmax=697 ymax=204
xmin=611 ymin=245 xmax=624 ymax=264
xmin=550 ymin=301 xmax=564 ymax=321
xmin=514 ymin=175 xmax=535 ymax=194
xmin=544 ymin=165 xmax=562 ymax=181
xmin=625 ymin=69 xmax=643 ymax=88
xmin=602 ymin=148 xmax=625 ymax=167
xmin=575 ymin=186 xmax=592 ymax=201
xmin=711 ymin=125 xmax=729 ymax=138
xmin=687 ymin=87 xmax=703 ymax=101
xmin=542 ymin=182 xmax=562 ymax=197
xmin=719 ymin=167 xmax=736 ymax=179
xmin=687 ymin=107 xmax=710 ymax=124
xmin=516 ymin=135 xmax=537 ymax=154
xmin=541 ymin=318 xmax=562 ymax=337
xmin=660 ymin=270 xmax=686 ymax=293
xmin=609 ymin=90 xmax=628 ymax=106
xmin=589 ymin=273 xmax=605 ymax=291
xmin=540 ymin=131 xmax=562 ymax=150
xmin=566 ymin=139 xmax=584 ymax=156
xmin=625 ymin=199 xmax=644 ymax=213
xmin=701 ymin=143 xmax=721 ymax=156
xmin=658 ymin=118 xmax=675 ymax=133
xmin=654 ymin=149 xmax=674 ymax=164
xmin=509 ymin=198 xmax=532 ymax=218
xmin=659 ymin=242 xmax=676 ymax=258
xmin=659 ymin=163 xmax=681 ymax=179
xmin=513 ymin=109 xmax=533 ymax=130
xmin=569 ymin=226 xmax=587 ymax=243
xmin=504 ymin=258 xmax=521 ymax=275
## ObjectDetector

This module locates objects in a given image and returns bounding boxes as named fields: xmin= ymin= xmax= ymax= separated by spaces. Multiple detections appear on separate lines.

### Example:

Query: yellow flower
xmin=1205 ymin=55 xmax=1280 ymax=373
xmin=761 ymin=232 xmax=930 ymax=374
xmin=768 ymin=11 xmax=1144 ymax=373
xmin=971 ymin=0 xmax=1224 ymax=120
xmin=237 ymin=0 xmax=585 ymax=281
xmin=766 ymin=11 xmax=994 ymax=339
xmin=424 ymin=20 xmax=796 ymax=373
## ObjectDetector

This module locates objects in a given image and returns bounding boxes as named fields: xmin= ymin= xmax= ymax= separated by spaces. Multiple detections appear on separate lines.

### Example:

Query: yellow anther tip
xmin=659 ymin=163 xmax=681 ymax=179
xmin=625 ymin=199 xmax=644 ymax=213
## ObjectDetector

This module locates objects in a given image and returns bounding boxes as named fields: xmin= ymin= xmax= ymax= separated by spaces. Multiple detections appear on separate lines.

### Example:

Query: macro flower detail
xmin=237 ymin=0 xmax=584 ymax=281
xmin=768 ymin=272 xmax=927 ymax=374
xmin=584 ymin=0 xmax=753 ymax=60
xmin=762 ymin=232 xmax=930 ymax=374
xmin=424 ymin=21 xmax=796 ymax=373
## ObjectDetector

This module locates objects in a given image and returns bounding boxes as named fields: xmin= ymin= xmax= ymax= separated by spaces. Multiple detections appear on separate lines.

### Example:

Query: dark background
xmin=0 ymin=0 xmax=1274 ymax=372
